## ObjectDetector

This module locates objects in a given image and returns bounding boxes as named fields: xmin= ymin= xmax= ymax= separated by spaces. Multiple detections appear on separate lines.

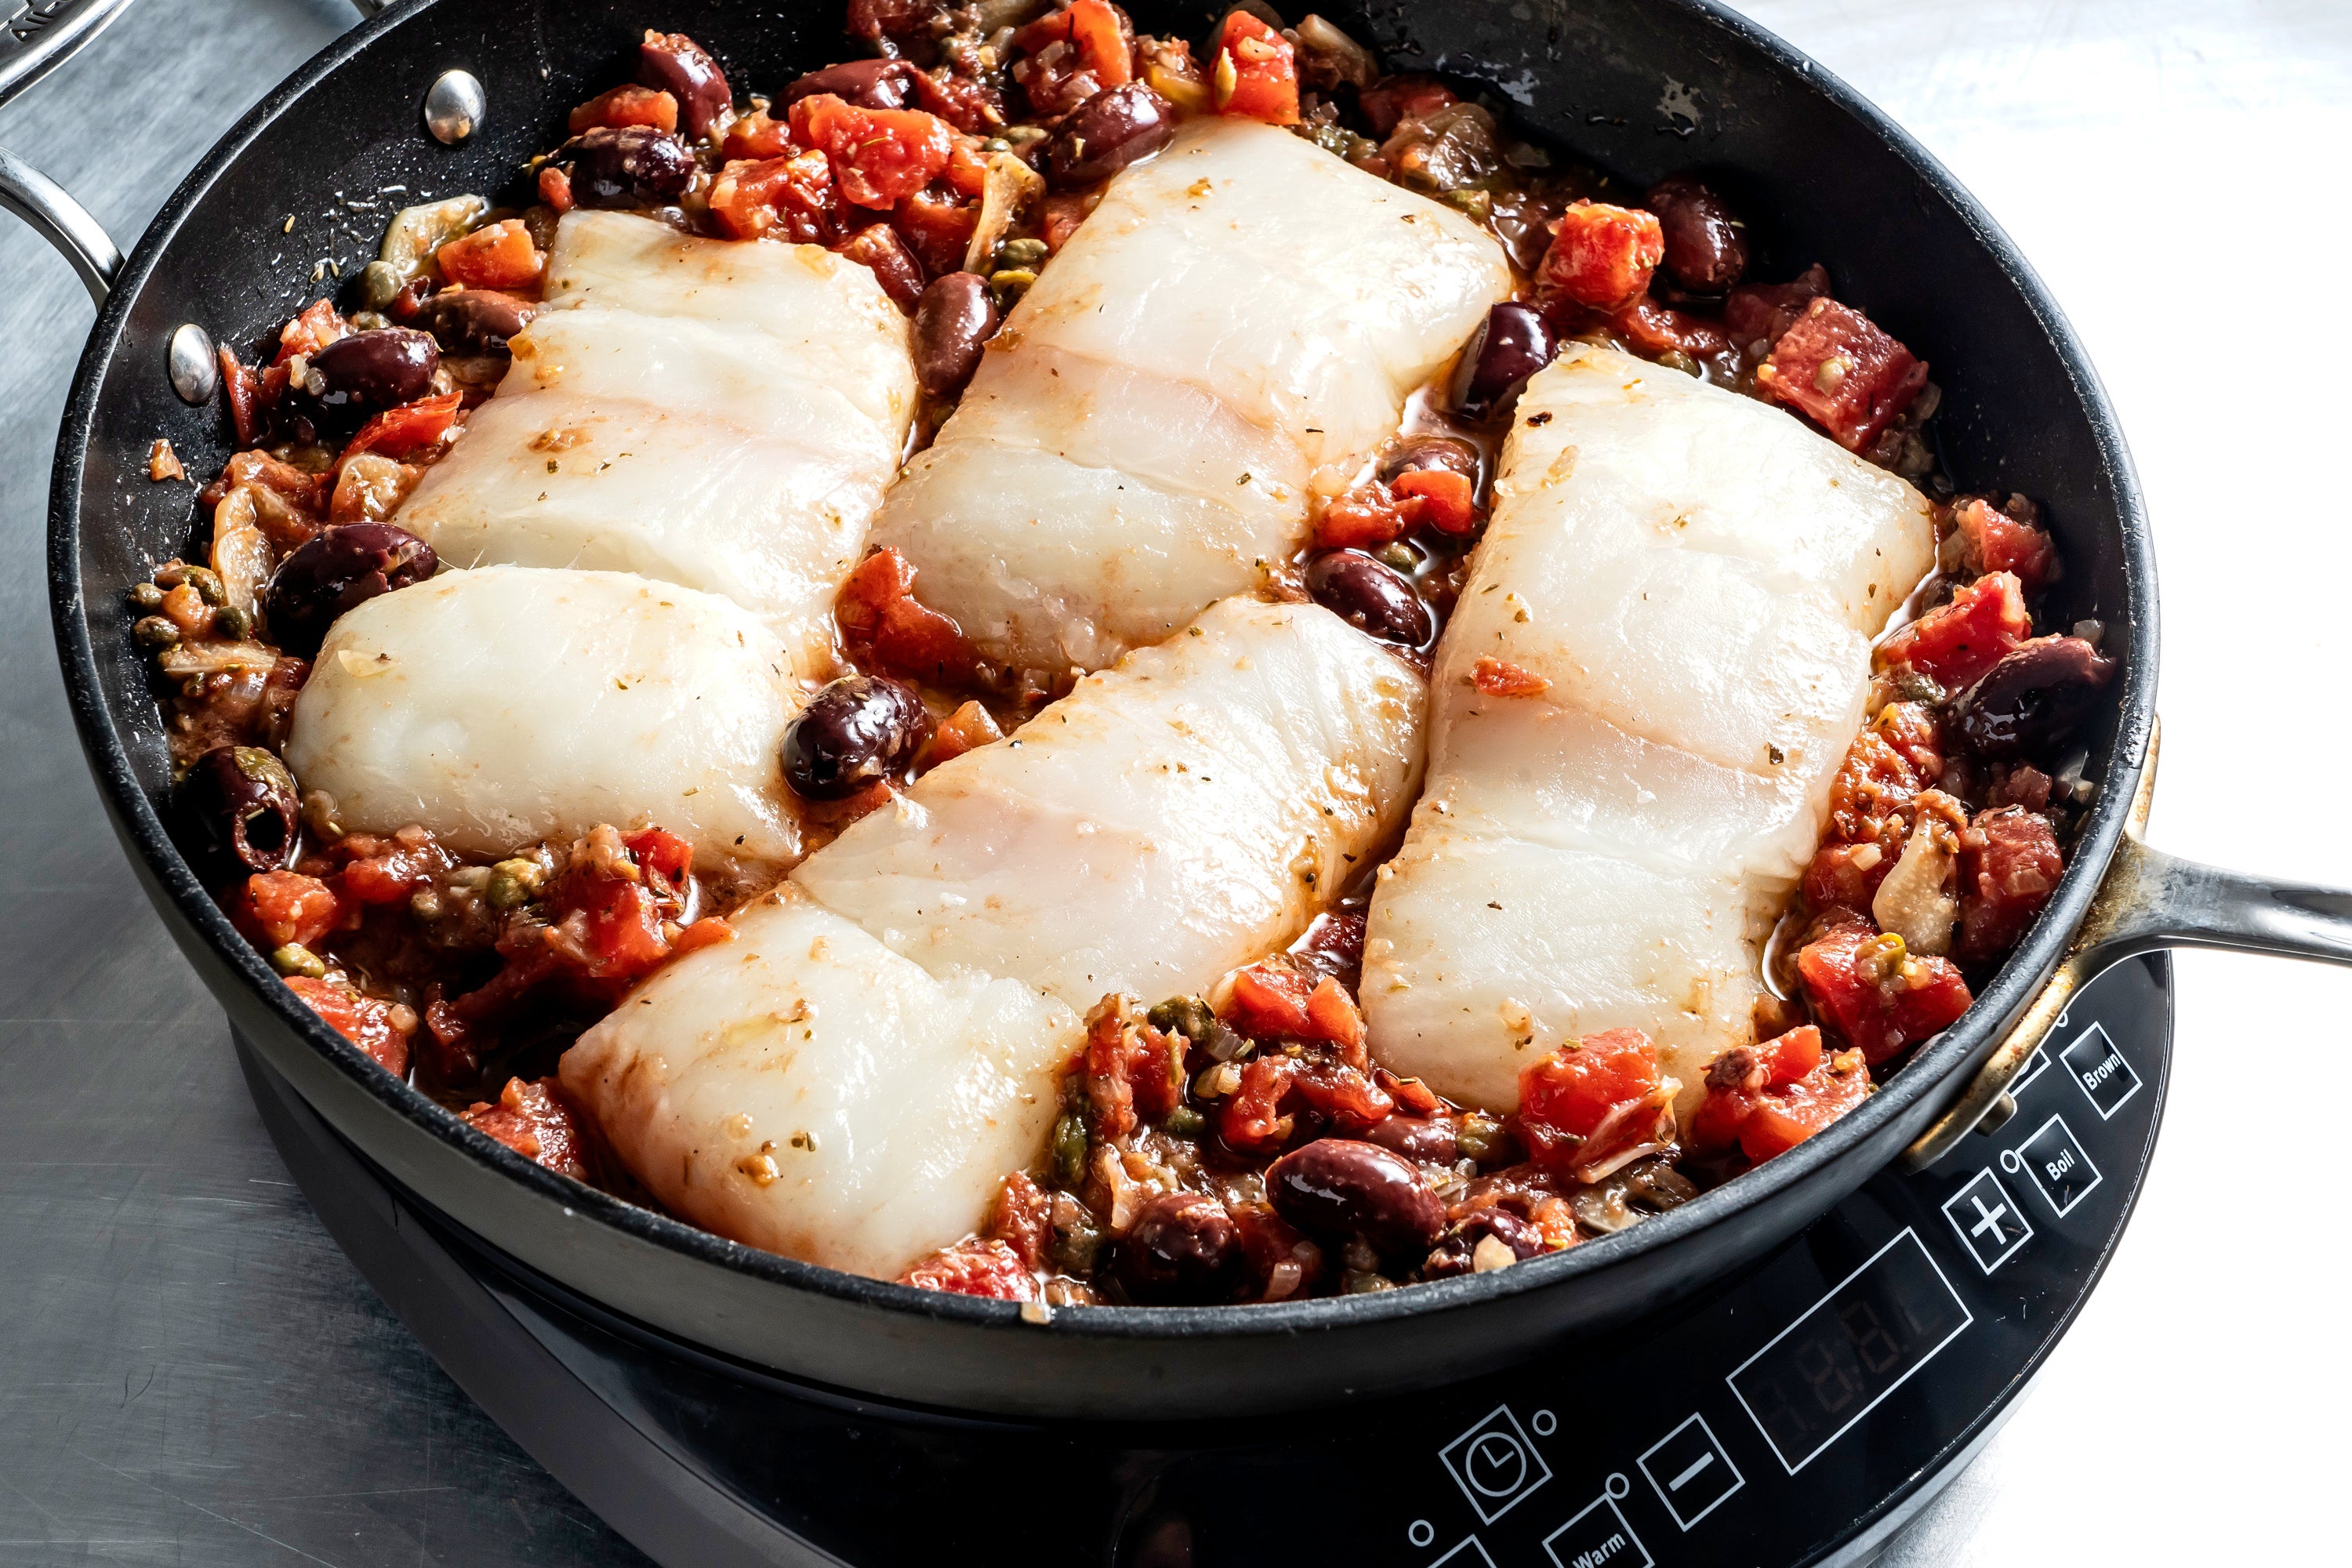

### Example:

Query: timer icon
xmin=1439 ymin=1404 xmax=1553 ymax=1523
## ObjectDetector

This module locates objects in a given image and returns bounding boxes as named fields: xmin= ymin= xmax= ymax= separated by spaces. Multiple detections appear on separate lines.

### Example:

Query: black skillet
xmin=13 ymin=0 xmax=2350 ymax=1422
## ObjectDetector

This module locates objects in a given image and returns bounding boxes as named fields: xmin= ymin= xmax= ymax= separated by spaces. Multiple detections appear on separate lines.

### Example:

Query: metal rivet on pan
xmin=423 ymin=69 xmax=485 ymax=145
xmin=167 ymin=323 xmax=218 ymax=405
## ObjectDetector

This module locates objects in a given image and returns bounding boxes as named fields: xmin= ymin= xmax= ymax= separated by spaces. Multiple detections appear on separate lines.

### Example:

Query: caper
xmin=213 ymin=604 xmax=253 ymax=641
xmin=410 ymin=889 xmax=445 ymax=922
xmin=1051 ymin=1112 xmax=1089 ymax=1185
xmin=347 ymin=310 xmax=392 ymax=332
xmin=129 ymin=581 xmax=165 ymax=610
xmin=1003 ymin=124 xmax=1047 ymax=147
xmin=360 ymin=259 xmax=404 ymax=309
xmin=1444 ymin=187 xmax=1494 ymax=221
xmin=1375 ymin=542 xmax=1419 ymax=572
xmin=1456 ymin=1112 xmax=1508 ymax=1166
xmin=988 ymin=267 xmax=1037 ymax=310
xmin=132 ymin=615 xmax=181 ymax=649
xmin=996 ymin=236 xmax=1048 ymax=268
xmin=180 ymin=565 xmax=226 ymax=606
xmin=485 ymin=858 xmax=544 ymax=909
xmin=271 ymin=943 xmax=328 ymax=978
xmin=1164 ymin=1105 xmax=1206 ymax=1138
xmin=1147 ymin=994 xmax=1214 ymax=1043
xmin=1341 ymin=1270 xmax=1396 ymax=1294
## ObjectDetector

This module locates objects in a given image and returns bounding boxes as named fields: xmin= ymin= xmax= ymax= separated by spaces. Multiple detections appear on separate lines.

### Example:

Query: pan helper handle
xmin=1906 ymin=718 xmax=2352 ymax=1169
xmin=0 ymin=0 xmax=142 ymax=303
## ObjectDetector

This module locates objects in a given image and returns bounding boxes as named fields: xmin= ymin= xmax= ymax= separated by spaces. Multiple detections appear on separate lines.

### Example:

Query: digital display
xmin=1727 ymin=1229 xmax=1972 ymax=1472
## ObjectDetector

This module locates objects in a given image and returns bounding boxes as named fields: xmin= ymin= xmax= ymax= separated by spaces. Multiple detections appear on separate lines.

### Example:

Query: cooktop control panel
xmin=249 ymin=956 xmax=2169 ymax=1568
xmin=1336 ymin=954 xmax=2166 ymax=1568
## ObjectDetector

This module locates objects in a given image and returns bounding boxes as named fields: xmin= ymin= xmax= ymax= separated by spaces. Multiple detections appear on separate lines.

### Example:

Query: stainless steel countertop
xmin=3 ymin=2 xmax=2344 ymax=1564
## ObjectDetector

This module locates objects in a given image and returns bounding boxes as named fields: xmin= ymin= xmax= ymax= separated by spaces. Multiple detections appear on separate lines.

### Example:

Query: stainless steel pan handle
xmin=1904 ymin=719 xmax=2352 ymax=1167
xmin=0 ymin=0 xmax=140 ymax=302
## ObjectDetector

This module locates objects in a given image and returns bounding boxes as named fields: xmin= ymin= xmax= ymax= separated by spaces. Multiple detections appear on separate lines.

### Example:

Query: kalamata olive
xmin=1645 ymin=173 xmax=1750 ymax=292
xmin=1046 ymin=84 xmax=1178 ymax=190
xmin=1364 ymin=1116 xmax=1461 ymax=1165
xmin=181 ymin=745 xmax=300 ymax=873
xmin=1953 ymin=636 xmax=2117 ymax=759
xmin=412 ymin=289 xmax=537 ymax=354
xmin=1114 ymin=1190 xmax=1241 ymax=1305
xmin=1266 ymin=1138 xmax=1446 ymax=1258
xmin=303 ymin=328 xmax=438 ymax=428
xmin=782 ymin=674 xmax=931 ymax=800
xmin=555 ymin=125 xmax=697 ymax=209
xmin=912 ymin=273 xmax=1000 ymax=399
xmin=264 ymin=521 xmax=438 ymax=655
xmin=636 ymin=31 xmax=733 ymax=138
xmin=1421 ymin=1208 xmax=1544 ymax=1279
xmin=1378 ymin=434 xmax=1482 ymax=488
xmin=1448 ymin=302 xmax=1555 ymax=420
xmin=784 ymin=56 xmax=916 ymax=110
xmin=1306 ymin=550 xmax=1435 ymax=648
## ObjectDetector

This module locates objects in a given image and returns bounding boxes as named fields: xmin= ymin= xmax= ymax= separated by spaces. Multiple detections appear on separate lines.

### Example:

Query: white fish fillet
xmin=1363 ymin=346 xmax=1937 ymax=1118
xmin=560 ymin=884 xmax=1080 ymax=1280
xmin=394 ymin=212 xmax=916 ymax=682
xmin=284 ymin=566 xmax=802 ymax=867
xmin=793 ymin=596 xmax=1428 ymax=1011
xmin=873 ymin=118 xmax=1509 ymax=673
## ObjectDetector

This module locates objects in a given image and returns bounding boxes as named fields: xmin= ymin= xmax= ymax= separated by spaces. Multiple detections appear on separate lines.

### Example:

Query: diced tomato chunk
xmin=1220 ymin=1055 xmax=1299 ymax=1152
xmin=894 ymin=186 xmax=979 ymax=276
xmin=670 ymin=916 xmax=735 ymax=957
xmin=1392 ymin=467 xmax=1479 ymax=535
xmin=1875 ymin=700 xmax=1945 ymax=782
xmin=341 ymin=392 xmax=463 ymax=462
xmin=1691 ymin=1025 xmax=1835 ymax=1153
xmin=238 ymin=870 xmax=343 ymax=949
xmin=1357 ymin=74 xmax=1455 ymax=138
xmin=720 ymin=107 xmax=793 ymax=161
xmin=1955 ymin=496 xmax=2057 ymax=593
xmin=1879 ymin=572 xmax=2031 ymax=691
xmin=437 ymin=220 xmax=544 ymax=291
xmin=1802 ymin=840 xmax=1893 ymax=911
xmin=285 ymin=975 xmax=411 ymax=1077
xmin=710 ymin=151 xmax=839 ymax=243
xmin=461 ymin=1076 xmax=596 ymax=1179
xmin=924 ymin=700 xmax=1004 ymax=768
xmin=336 ymin=837 xmax=448 ymax=906
xmin=621 ymin=826 xmax=694 ymax=882
xmin=835 ymin=547 xmax=981 ymax=684
xmin=987 ymin=1172 xmax=1054 ymax=1270
xmin=1739 ymin=1051 xmax=1871 ymax=1162
xmin=899 ymin=1237 xmax=1039 ymax=1301
xmin=1518 ymin=1029 xmax=1676 ymax=1181
xmin=1210 ymin=11 xmax=1300 ymax=124
xmin=1220 ymin=960 xmax=1316 ymax=1040
xmin=1797 ymin=914 xmax=1972 ymax=1064
xmin=1040 ymin=190 xmax=1095 ymax=252
xmin=1610 ymin=297 xmax=1732 ymax=362
xmin=790 ymin=93 xmax=955 ymax=209
xmin=218 ymin=347 xmax=262 ymax=446
xmin=1315 ymin=484 xmax=1409 ymax=550
xmin=1956 ymin=806 xmax=2064 ymax=960
xmin=568 ymin=84 xmax=678 ymax=134
xmin=274 ymin=298 xmax=347 ymax=365
xmin=1755 ymin=298 xmax=1928 ymax=452
xmin=1825 ymin=729 xmax=1922 ymax=847
xmin=1538 ymin=201 xmax=1665 ymax=312
xmin=1051 ymin=0 xmax=1134 ymax=86
xmin=1305 ymin=977 xmax=1367 ymax=1054
xmin=1722 ymin=263 xmax=1830 ymax=350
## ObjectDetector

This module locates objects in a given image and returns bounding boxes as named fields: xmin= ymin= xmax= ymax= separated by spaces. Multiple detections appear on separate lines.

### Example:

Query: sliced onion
xmin=961 ymin=151 xmax=1045 ymax=274
xmin=379 ymin=194 xmax=488 ymax=281
xmin=209 ymin=486 xmax=271 ymax=620
xmin=1871 ymin=813 xmax=1959 ymax=955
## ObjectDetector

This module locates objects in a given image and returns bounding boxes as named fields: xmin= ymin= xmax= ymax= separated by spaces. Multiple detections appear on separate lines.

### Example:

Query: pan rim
xmin=45 ymin=0 xmax=2159 ymax=1353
